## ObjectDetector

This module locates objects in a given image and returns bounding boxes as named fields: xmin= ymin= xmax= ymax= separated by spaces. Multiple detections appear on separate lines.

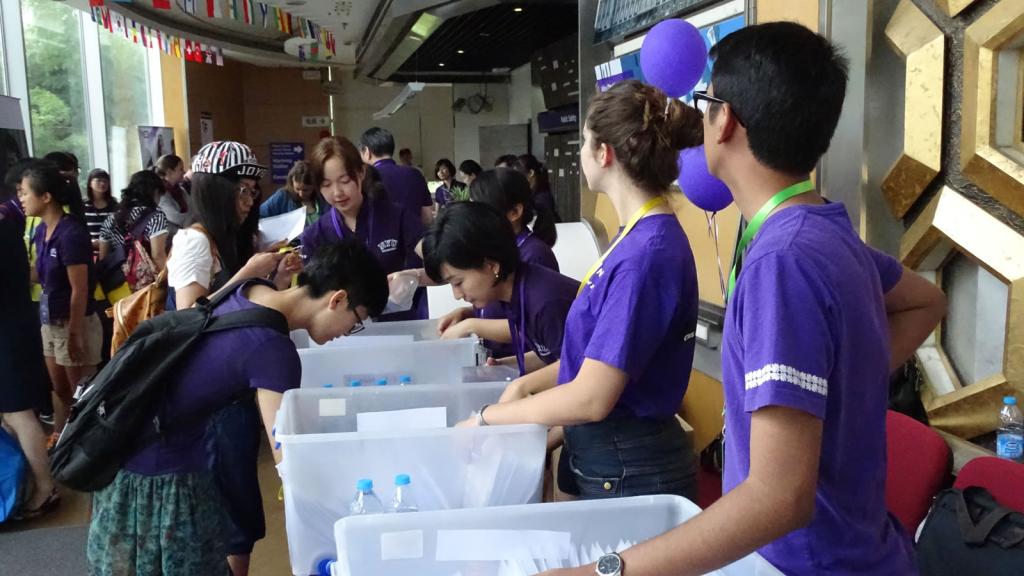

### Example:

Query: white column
xmin=1 ymin=0 xmax=33 ymax=152
xmin=81 ymin=9 xmax=109 ymax=171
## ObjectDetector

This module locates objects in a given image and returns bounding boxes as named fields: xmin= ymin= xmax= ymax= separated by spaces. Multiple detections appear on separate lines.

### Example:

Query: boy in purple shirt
xmin=359 ymin=127 xmax=433 ymax=226
xmin=423 ymin=201 xmax=578 ymax=375
xmin=541 ymin=22 xmax=946 ymax=576
xmin=87 ymin=241 xmax=389 ymax=576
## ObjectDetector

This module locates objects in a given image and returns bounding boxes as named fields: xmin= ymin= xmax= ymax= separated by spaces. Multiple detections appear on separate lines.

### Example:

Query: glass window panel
xmin=99 ymin=30 xmax=150 ymax=191
xmin=22 ymin=0 xmax=90 ymax=180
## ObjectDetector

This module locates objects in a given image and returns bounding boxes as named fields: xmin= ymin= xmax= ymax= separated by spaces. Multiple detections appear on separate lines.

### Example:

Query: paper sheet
xmin=380 ymin=530 xmax=424 ymax=560
xmin=435 ymin=530 xmax=572 ymax=562
xmin=356 ymin=407 xmax=447 ymax=432
xmin=258 ymin=207 xmax=306 ymax=250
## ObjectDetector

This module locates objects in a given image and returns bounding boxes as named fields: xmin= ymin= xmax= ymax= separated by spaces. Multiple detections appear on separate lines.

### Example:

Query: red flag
xmin=90 ymin=0 xmax=104 ymax=7
xmin=153 ymin=0 xmax=171 ymax=9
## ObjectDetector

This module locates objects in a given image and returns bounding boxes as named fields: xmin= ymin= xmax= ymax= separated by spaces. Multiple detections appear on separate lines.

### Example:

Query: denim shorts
xmin=558 ymin=416 xmax=696 ymax=501
xmin=205 ymin=396 xmax=265 ymax=555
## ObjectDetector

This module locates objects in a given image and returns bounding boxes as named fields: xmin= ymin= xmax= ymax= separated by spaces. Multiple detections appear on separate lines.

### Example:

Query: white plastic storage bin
xmin=290 ymin=320 xmax=443 ymax=349
xmin=330 ymin=495 xmax=783 ymax=576
xmin=275 ymin=384 xmax=547 ymax=576
xmin=298 ymin=338 xmax=483 ymax=387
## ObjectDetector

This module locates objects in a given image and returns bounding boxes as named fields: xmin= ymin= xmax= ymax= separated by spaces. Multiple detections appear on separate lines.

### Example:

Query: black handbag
xmin=916 ymin=487 xmax=1024 ymax=575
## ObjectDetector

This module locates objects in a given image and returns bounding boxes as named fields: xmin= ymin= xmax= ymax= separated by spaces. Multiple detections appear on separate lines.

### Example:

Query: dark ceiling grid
xmin=393 ymin=3 xmax=578 ymax=82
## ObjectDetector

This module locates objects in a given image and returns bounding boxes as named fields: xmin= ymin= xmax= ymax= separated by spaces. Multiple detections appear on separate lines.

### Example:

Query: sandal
xmin=14 ymin=488 xmax=61 ymax=521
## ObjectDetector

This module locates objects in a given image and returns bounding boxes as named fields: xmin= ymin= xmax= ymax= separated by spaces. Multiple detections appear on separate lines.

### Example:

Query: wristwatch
xmin=595 ymin=552 xmax=623 ymax=576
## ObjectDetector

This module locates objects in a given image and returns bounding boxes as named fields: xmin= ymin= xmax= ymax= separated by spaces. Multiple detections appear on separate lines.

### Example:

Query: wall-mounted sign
xmin=302 ymin=116 xmax=331 ymax=128
xmin=270 ymin=142 xmax=306 ymax=184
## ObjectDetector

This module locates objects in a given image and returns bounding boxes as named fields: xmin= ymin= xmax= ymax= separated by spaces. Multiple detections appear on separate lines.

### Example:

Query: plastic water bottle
xmin=398 ymin=375 xmax=413 ymax=386
xmin=316 ymin=558 xmax=335 ymax=576
xmin=376 ymin=377 xmax=388 ymax=387
xmin=349 ymin=478 xmax=384 ymax=515
xmin=996 ymin=395 xmax=1023 ymax=462
xmin=391 ymin=474 xmax=419 ymax=513
xmin=349 ymin=379 xmax=362 ymax=388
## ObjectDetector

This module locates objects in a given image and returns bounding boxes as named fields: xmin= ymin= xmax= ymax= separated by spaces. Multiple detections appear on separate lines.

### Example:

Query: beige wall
xmin=331 ymin=78 xmax=455 ymax=179
xmin=452 ymin=82 xmax=511 ymax=167
xmin=185 ymin=58 xmax=247 ymax=157
xmin=160 ymin=53 xmax=190 ymax=166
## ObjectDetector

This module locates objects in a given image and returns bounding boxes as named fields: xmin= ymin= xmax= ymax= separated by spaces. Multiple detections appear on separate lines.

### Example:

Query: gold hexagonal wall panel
xmin=881 ymin=0 xmax=945 ymax=219
xmin=935 ymin=0 xmax=979 ymax=18
xmin=901 ymin=187 xmax=1024 ymax=439
xmin=960 ymin=1 xmax=1024 ymax=218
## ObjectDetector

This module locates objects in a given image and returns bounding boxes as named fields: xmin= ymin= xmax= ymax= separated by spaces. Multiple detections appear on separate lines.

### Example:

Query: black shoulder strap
xmin=203 ymin=306 xmax=289 ymax=336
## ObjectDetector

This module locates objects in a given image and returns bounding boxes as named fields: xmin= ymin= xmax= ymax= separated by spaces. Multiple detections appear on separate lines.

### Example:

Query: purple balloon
xmin=640 ymin=20 xmax=708 ymax=98
xmin=678 ymin=145 xmax=732 ymax=212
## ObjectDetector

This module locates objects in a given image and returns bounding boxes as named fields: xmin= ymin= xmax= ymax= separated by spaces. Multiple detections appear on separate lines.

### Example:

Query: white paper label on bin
xmin=380 ymin=530 xmax=424 ymax=560
xmin=356 ymin=407 xmax=447 ymax=432
xmin=318 ymin=398 xmax=347 ymax=417
xmin=435 ymin=530 xmax=571 ymax=562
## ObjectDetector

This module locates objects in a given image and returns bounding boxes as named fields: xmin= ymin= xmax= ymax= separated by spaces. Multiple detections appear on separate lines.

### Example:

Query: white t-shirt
xmin=167 ymin=228 xmax=222 ymax=291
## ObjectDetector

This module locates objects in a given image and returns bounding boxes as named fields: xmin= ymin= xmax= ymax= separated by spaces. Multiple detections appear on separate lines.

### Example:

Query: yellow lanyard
xmin=577 ymin=195 xmax=666 ymax=296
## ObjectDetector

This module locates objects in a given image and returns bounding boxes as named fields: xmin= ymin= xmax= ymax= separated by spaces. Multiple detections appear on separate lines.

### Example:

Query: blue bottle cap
xmin=1005 ymin=396 xmax=1018 ymax=406
xmin=376 ymin=378 xmax=388 ymax=386
xmin=395 ymin=474 xmax=411 ymax=486
xmin=357 ymin=478 xmax=373 ymax=492
xmin=399 ymin=375 xmax=412 ymax=383
xmin=317 ymin=558 xmax=335 ymax=576
xmin=323 ymin=383 xmax=333 ymax=388
xmin=349 ymin=380 xmax=362 ymax=387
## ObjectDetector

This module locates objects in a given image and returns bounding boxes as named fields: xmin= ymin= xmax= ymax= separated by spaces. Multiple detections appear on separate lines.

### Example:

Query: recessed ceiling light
xmin=439 ymin=62 xmax=446 ymax=67
xmin=513 ymin=7 xmax=523 ymax=12
xmin=457 ymin=49 xmax=465 ymax=54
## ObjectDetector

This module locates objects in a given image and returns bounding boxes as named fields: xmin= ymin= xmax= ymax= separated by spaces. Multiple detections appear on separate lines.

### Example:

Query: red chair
xmin=954 ymin=456 xmax=1024 ymax=512
xmin=886 ymin=410 xmax=952 ymax=531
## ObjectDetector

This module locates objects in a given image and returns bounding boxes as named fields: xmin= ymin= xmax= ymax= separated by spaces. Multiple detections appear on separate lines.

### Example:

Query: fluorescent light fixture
xmin=372 ymin=82 xmax=427 ymax=120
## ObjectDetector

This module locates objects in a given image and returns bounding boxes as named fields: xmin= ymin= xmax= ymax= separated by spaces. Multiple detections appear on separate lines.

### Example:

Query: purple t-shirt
xmin=502 ymin=262 xmax=578 ymax=372
xmin=301 ymin=197 xmax=424 ymax=273
xmin=558 ymin=214 xmax=698 ymax=418
xmin=124 ymin=283 xmax=301 ymax=476
xmin=721 ymin=202 xmax=914 ymax=575
xmin=301 ymin=197 xmax=425 ymax=320
xmin=0 ymin=198 xmax=24 ymax=230
xmin=480 ymin=229 xmax=560 ymax=357
xmin=374 ymin=159 xmax=432 ymax=213
xmin=33 ymin=216 xmax=97 ymax=321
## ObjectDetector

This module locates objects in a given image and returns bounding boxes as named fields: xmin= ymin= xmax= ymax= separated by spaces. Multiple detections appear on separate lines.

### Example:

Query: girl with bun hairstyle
xmin=459 ymin=80 xmax=704 ymax=501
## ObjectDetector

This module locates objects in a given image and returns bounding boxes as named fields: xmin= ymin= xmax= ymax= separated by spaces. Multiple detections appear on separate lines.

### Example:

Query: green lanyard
xmin=726 ymin=179 xmax=815 ymax=300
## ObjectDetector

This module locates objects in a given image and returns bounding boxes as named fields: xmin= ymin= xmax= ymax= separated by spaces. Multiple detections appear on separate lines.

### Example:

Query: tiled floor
xmin=1 ymin=439 xmax=294 ymax=576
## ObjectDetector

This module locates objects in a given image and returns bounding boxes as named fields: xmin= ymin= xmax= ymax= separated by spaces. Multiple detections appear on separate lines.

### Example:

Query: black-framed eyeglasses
xmin=348 ymin=308 xmax=366 ymax=335
xmin=693 ymin=90 xmax=744 ymax=126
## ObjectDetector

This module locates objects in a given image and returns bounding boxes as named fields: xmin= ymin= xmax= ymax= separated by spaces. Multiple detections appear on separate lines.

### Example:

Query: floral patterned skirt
xmin=87 ymin=469 xmax=229 ymax=576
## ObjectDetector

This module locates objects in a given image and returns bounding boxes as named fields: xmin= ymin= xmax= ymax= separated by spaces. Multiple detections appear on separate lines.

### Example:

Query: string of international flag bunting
xmin=87 ymin=0 xmax=338 ymax=66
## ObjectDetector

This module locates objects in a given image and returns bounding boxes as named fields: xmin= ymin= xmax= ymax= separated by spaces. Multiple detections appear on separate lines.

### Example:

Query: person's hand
xmin=499 ymin=379 xmax=528 ymax=403
xmin=440 ymin=319 xmax=474 ymax=340
xmin=274 ymin=252 xmax=303 ymax=289
xmin=437 ymin=307 xmax=471 ymax=334
xmin=455 ymin=415 xmax=479 ymax=428
xmin=265 ymin=240 xmax=289 ymax=252
xmin=242 ymin=252 xmax=285 ymax=278
xmin=67 ymin=323 xmax=86 ymax=364
xmin=537 ymin=568 xmax=592 ymax=576
xmin=485 ymin=356 xmax=500 ymax=367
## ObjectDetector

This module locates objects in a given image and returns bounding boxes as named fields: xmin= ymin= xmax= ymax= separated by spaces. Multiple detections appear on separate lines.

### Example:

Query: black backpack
xmin=916 ymin=487 xmax=1024 ymax=575
xmin=49 ymin=280 xmax=289 ymax=492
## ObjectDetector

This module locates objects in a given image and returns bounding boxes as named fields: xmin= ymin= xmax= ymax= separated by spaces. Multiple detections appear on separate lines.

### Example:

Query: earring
xmin=494 ymin=271 xmax=500 ymax=279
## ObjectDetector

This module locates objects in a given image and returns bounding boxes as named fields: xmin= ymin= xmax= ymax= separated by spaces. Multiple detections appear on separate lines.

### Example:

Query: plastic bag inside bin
xmin=384 ymin=271 xmax=419 ymax=314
